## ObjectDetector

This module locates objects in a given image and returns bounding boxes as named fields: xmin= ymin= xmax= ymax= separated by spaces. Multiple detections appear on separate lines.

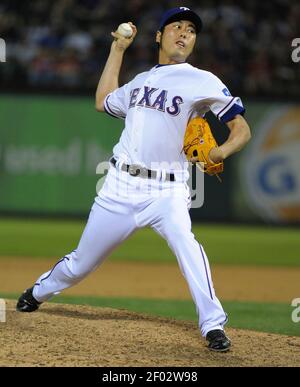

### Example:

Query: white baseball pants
xmin=33 ymin=166 xmax=227 ymax=337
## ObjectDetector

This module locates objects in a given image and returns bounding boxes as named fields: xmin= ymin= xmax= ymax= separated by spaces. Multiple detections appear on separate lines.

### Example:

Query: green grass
xmin=3 ymin=293 xmax=299 ymax=337
xmin=0 ymin=218 xmax=299 ymax=266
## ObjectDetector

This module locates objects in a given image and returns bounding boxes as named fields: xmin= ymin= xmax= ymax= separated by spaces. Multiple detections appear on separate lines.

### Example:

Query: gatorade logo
xmin=243 ymin=107 xmax=300 ymax=223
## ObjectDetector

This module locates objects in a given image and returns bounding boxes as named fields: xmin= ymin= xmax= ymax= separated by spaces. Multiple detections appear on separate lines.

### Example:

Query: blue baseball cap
xmin=158 ymin=7 xmax=203 ymax=34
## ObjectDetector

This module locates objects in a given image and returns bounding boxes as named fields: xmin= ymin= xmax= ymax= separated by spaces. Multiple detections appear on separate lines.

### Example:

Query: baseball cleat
xmin=16 ymin=287 xmax=42 ymax=312
xmin=206 ymin=329 xmax=231 ymax=352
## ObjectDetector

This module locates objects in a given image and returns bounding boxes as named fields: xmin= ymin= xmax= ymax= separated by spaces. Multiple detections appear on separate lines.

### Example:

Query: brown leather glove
xmin=182 ymin=116 xmax=224 ymax=176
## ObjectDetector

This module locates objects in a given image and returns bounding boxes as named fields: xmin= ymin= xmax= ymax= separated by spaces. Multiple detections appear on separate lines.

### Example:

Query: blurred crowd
xmin=0 ymin=0 xmax=299 ymax=97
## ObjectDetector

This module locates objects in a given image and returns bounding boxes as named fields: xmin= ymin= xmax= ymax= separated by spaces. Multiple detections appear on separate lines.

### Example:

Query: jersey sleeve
xmin=196 ymin=74 xmax=245 ymax=123
xmin=103 ymin=83 xmax=130 ymax=120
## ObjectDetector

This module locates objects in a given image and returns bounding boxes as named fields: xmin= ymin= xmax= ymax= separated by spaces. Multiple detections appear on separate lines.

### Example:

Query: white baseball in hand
xmin=117 ymin=23 xmax=133 ymax=38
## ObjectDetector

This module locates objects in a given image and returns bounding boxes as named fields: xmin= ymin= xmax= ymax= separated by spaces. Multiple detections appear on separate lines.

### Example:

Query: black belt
xmin=110 ymin=157 xmax=175 ymax=182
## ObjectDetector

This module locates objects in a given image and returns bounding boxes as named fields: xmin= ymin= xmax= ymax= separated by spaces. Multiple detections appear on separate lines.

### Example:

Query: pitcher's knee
xmin=166 ymin=234 xmax=196 ymax=254
xmin=164 ymin=221 xmax=193 ymax=240
xmin=66 ymin=263 xmax=89 ymax=280
xmin=161 ymin=208 xmax=192 ymax=234
xmin=64 ymin=255 xmax=96 ymax=281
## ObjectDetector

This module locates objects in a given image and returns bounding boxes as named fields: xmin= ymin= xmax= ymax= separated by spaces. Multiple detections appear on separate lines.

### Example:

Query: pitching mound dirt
xmin=1 ymin=300 xmax=300 ymax=367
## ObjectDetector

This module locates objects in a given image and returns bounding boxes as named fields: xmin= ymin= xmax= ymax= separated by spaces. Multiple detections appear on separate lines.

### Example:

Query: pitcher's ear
xmin=156 ymin=31 xmax=162 ymax=44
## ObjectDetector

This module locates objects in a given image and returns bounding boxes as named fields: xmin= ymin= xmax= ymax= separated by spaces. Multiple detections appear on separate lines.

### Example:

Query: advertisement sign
xmin=240 ymin=106 xmax=300 ymax=223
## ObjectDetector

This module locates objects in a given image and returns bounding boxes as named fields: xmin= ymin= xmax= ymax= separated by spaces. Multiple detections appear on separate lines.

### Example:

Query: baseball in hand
xmin=117 ymin=23 xmax=133 ymax=38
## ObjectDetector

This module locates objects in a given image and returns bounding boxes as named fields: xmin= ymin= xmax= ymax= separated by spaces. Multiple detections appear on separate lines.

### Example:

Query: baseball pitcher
xmin=17 ymin=7 xmax=251 ymax=352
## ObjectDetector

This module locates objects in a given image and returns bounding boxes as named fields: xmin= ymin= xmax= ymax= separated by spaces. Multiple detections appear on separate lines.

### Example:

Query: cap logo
xmin=180 ymin=7 xmax=190 ymax=11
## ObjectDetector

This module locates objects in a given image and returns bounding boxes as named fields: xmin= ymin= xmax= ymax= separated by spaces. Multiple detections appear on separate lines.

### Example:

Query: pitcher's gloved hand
xmin=182 ymin=116 xmax=224 ymax=176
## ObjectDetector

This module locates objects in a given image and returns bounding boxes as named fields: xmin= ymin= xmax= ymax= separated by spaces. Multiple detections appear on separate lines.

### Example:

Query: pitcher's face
xmin=156 ymin=20 xmax=196 ymax=63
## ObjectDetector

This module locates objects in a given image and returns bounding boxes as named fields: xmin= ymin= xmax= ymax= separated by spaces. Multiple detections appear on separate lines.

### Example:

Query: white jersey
xmin=104 ymin=62 xmax=245 ymax=170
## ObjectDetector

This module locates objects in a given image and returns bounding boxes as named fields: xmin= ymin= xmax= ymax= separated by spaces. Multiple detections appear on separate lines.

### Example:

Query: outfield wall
xmin=0 ymin=95 xmax=299 ymax=224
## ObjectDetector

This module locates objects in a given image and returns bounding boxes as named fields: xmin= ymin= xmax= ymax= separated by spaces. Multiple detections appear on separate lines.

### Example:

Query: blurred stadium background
xmin=1 ymin=0 xmax=300 ymax=223
xmin=0 ymin=0 xmax=299 ymax=339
